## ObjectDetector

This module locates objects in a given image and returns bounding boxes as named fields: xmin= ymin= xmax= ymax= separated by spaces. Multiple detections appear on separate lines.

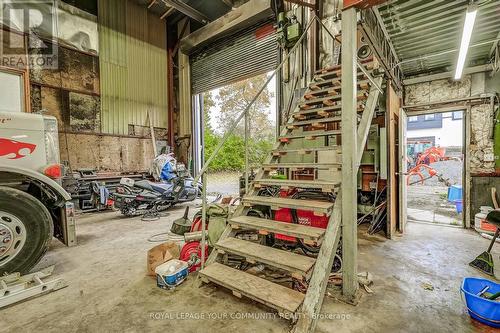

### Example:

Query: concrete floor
xmin=407 ymin=185 xmax=463 ymax=226
xmin=1 ymin=202 xmax=499 ymax=333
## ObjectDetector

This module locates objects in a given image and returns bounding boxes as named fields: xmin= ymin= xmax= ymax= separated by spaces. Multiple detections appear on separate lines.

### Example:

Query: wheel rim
xmin=0 ymin=211 xmax=27 ymax=266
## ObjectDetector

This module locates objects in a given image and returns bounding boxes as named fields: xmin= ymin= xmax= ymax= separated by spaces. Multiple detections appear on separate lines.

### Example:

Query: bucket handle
xmin=461 ymin=289 xmax=500 ymax=324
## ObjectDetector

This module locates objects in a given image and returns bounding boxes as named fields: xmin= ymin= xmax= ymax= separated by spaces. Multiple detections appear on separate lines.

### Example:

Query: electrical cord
xmin=148 ymin=231 xmax=184 ymax=243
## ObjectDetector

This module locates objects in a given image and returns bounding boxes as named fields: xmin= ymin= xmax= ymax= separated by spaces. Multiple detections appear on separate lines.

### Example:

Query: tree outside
xmin=203 ymin=73 xmax=275 ymax=172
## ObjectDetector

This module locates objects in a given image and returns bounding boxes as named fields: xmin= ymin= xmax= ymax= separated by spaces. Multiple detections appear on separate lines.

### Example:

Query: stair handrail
xmin=192 ymin=14 xmax=317 ymax=185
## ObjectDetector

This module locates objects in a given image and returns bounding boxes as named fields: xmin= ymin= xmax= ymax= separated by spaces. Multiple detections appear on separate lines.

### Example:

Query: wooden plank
xmin=200 ymin=263 xmax=305 ymax=314
xmin=272 ymin=146 xmax=341 ymax=155
xmin=340 ymin=6 xmax=359 ymax=305
xmin=230 ymin=215 xmax=325 ymax=241
xmin=356 ymin=76 xmax=384 ymax=164
xmin=262 ymin=162 xmax=341 ymax=170
xmin=215 ymin=238 xmax=316 ymax=276
xmin=314 ymin=57 xmax=374 ymax=74
xmin=243 ymin=196 xmax=333 ymax=214
xmin=314 ymin=69 xmax=370 ymax=82
xmin=305 ymin=79 xmax=371 ymax=97
xmin=281 ymin=130 xmax=342 ymax=139
xmin=293 ymin=192 xmax=342 ymax=333
xmin=299 ymin=92 xmax=368 ymax=108
xmin=309 ymin=72 xmax=367 ymax=89
xmin=287 ymin=117 xmax=343 ymax=128
xmin=253 ymin=179 xmax=340 ymax=190
xmin=292 ymin=102 xmax=365 ymax=119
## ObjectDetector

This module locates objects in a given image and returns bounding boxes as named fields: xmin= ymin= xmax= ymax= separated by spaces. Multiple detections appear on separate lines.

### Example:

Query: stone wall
xmin=470 ymin=103 xmax=495 ymax=173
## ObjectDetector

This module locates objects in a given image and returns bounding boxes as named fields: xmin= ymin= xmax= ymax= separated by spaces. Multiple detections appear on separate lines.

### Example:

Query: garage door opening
xmin=200 ymin=72 xmax=276 ymax=197
xmin=404 ymin=111 xmax=465 ymax=227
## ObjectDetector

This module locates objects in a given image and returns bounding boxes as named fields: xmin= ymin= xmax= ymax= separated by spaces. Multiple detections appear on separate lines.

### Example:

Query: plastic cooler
xmin=155 ymin=259 xmax=189 ymax=289
xmin=461 ymin=277 xmax=500 ymax=328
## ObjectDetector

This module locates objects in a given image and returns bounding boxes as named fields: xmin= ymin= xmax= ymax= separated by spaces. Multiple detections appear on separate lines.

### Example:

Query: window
xmin=408 ymin=116 xmax=418 ymax=122
xmin=0 ymin=71 xmax=24 ymax=112
xmin=424 ymin=114 xmax=435 ymax=121
xmin=452 ymin=111 xmax=463 ymax=120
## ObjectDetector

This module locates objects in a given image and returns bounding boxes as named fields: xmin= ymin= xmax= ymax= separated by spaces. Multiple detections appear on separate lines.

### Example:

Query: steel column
xmin=341 ymin=6 xmax=358 ymax=300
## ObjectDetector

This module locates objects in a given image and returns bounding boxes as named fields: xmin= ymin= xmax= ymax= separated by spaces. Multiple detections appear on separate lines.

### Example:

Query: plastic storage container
xmin=155 ymin=259 xmax=189 ymax=289
xmin=475 ymin=212 xmax=498 ymax=234
xmin=461 ymin=277 xmax=500 ymax=328
xmin=454 ymin=200 xmax=463 ymax=214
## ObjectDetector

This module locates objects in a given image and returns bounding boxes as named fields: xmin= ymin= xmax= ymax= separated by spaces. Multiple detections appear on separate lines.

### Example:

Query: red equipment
xmin=274 ymin=190 xmax=329 ymax=243
xmin=179 ymin=241 xmax=208 ymax=273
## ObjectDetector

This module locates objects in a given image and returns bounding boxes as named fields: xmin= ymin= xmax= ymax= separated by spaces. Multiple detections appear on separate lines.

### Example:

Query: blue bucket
xmin=454 ymin=199 xmax=463 ymax=214
xmin=448 ymin=185 xmax=463 ymax=202
xmin=461 ymin=277 xmax=500 ymax=328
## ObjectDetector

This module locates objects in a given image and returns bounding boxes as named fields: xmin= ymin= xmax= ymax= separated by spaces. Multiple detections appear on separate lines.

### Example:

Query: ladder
xmin=199 ymin=58 xmax=383 ymax=328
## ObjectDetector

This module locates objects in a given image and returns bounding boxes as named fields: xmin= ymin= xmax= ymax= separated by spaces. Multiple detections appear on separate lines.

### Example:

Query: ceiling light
xmin=454 ymin=8 xmax=477 ymax=80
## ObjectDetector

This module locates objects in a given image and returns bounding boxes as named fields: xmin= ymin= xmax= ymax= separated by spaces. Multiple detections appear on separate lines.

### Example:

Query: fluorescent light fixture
xmin=454 ymin=8 xmax=477 ymax=80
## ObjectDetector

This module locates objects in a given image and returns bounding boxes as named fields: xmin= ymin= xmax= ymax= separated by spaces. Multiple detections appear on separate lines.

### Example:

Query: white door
xmin=0 ymin=71 xmax=24 ymax=113
xmin=399 ymin=109 xmax=408 ymax=233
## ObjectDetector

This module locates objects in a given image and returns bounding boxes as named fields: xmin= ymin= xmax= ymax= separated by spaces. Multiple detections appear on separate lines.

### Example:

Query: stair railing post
xmin=244 ymin=105 xmax=249 ymax=194
xmin=201 ymin=172 xmax=207 ymax=269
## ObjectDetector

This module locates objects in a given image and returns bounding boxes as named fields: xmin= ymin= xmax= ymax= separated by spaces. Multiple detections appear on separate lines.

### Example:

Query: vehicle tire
xmin=0 ymin=186 xmax=53 ymax=275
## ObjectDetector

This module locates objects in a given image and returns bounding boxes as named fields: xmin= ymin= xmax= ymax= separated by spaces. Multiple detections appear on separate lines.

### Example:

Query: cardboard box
xmin=147 ymin=242 xmax=180 ymax=276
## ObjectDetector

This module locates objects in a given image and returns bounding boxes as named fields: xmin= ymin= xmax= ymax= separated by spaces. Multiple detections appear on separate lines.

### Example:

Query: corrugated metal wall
xmin=98 ymin=0 xmax=168 ymax=135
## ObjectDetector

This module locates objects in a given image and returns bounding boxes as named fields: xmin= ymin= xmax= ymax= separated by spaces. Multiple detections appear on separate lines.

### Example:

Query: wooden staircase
xmin=199 ymin=59 xmax=383 ymax=324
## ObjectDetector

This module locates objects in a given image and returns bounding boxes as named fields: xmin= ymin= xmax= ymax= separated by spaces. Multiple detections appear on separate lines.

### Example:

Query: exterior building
xmin=407 ymin=111 xmax=464 ymax=148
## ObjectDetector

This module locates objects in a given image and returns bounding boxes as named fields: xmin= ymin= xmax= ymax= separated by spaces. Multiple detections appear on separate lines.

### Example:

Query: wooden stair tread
xmin=243 ymin=195 xmax=334 ymax=214
xmin=280 ymin=130 xmax=341 ymax=139
xmin=312 ymin=71 xmax=367 ymax=85
xmin=299 ymin=92 xmax=368 ymax=107
xmin=215 ymin=238 xmax=316 ymax=275
xmin=230 ymin=215 xmax=325 ymax=241
xmin=199 ymin=263 xmax=305 ymax=314
xmin=262 ymin=162 xmax=341 ymax=169
xmin=305 ymin=79 xmax=370 ymax=96
xmin=314 ymin=57 xmax=374 ymax=74
xmin=287 ymin=116 xmax=342 ymax=127
xmin=253 ymin=179 xmax=340 ymax=189
xmin=272 ymin=146 xmax=340 ymax=155
xmin=292 ymin=102 xmax=365 ymax=118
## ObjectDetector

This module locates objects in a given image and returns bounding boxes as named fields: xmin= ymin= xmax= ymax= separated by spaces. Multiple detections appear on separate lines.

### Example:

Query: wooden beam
xmin=284 ymin=0 xmax=315 ymax=9
xmin=344 ymin=0 xmax=387 ymax=10
xmin=180 ymin=0 xmax=273 ymax=54
xmin=147 ymin=0 xmax=157 ymax=9
xmin=293 ymin=192 xmax=342 ymax=333
xmin=340 ymin=6 xmax=358 ymax=301
xmin=160 ymin=7 xmax=175 ymax=20
xmin=356 ymin=76 xmax=383 ymax=163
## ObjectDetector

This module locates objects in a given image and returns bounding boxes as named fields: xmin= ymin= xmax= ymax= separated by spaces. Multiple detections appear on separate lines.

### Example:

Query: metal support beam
xmin=341 ymin=6 xmax=358 ymax=300
xmin=403 ymin=64 xmax=493 ymax=85
xmin=161 ymin=0 xmax=210 ymax=24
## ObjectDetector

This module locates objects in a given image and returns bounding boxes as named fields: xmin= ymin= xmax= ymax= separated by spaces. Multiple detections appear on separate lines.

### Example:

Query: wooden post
xmin=293 ymin=192 xmax=342 ymax=333
xmin=341 ymin=6 xmax=358 ymax=300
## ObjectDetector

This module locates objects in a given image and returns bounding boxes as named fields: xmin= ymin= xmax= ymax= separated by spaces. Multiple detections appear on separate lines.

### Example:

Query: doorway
xmin=193 ymin=72 xmax=277 ymax=197
xmin=403 ymin=110 xmax=465 ymax=227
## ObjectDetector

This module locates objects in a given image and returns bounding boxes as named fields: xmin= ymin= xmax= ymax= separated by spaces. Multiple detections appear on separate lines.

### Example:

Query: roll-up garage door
xmin=190 ymin=21 xmax=278 ymax=95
